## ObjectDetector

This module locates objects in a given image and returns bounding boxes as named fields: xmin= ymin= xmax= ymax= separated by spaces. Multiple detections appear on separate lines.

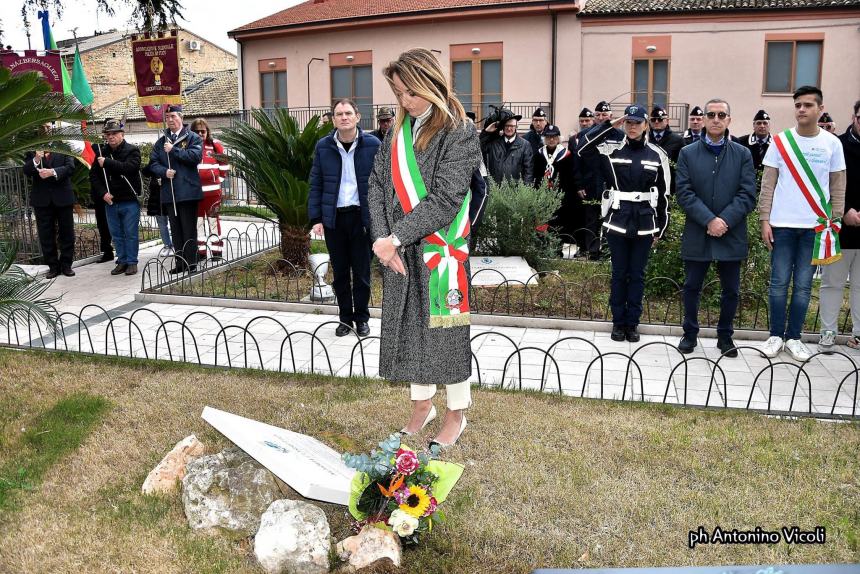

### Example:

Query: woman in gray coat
xmin=369 ymin=48 xmax=481 ymax=448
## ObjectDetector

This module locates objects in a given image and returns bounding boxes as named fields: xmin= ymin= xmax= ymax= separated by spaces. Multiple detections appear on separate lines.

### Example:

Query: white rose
xmin=389 ymin=509 xmax=419 ymax=537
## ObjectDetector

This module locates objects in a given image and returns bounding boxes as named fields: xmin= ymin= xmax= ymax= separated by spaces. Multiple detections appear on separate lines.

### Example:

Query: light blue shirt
xmin=334 ymin=132 xmax=359 ymax=208
xmin=704 ymin=133 xmax=726 ymax=146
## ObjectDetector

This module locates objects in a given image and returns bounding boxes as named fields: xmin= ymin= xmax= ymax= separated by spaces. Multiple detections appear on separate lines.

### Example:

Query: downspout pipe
xmin=551 ymin=11 xmax=557 ymax=121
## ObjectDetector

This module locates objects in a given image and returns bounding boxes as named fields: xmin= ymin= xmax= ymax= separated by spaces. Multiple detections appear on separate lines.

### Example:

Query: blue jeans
xmin=769 ymin=227 xmax=816 ymax=340
xmin=155 ymin=215 xmax=172 ymax=247
xmin=105 ymin=200 xmax=140 ymax=265
xmin=606 ymin=233 xmax=652 ymax=328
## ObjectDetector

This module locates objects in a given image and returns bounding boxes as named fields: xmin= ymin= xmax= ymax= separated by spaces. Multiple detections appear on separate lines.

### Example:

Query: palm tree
xmin=0 ymin=68 xmax=88 ymax=332
xmin=218 ymin=109 xmax=330 ymax=269
xmin=0 ymin=67 xmax=89 ymax=163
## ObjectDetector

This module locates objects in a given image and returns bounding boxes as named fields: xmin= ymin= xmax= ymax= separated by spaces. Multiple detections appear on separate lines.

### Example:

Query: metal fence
xmin=0 ymin=166 xmax=160 ymax=265
xmin=3 ymin=304 xmax=858 ymax=419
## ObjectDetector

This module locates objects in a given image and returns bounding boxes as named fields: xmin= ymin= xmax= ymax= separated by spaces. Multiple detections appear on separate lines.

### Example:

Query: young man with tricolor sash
xmin=758 ymin=85 xmax=847 ymax=361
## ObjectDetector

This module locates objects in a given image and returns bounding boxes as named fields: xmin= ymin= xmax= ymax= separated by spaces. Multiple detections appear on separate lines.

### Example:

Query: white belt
xmin=615 ymin=191 xmax=655 ymax=202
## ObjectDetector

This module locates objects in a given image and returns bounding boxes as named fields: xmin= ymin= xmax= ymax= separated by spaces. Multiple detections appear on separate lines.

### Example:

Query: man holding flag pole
xmin=758 ymin=85 xmax=847 ymax=361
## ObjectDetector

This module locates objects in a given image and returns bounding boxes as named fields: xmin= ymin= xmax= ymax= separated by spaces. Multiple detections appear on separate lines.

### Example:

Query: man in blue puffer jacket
xmin=308 ymin=99 xmax=381 ymax=337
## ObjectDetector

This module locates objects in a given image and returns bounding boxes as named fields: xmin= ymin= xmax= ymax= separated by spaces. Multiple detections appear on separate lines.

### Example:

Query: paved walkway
xmin=5 ymin=219 xmax=859 ymax=419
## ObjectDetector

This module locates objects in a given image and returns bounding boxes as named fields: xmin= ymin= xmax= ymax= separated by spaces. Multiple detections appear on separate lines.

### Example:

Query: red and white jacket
xmin=198 ymin=140 xmax=229 ymax=193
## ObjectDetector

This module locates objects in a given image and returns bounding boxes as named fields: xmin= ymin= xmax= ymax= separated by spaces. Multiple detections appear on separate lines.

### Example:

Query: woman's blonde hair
xmin=383 ymin=48 xmax=465 ymax=151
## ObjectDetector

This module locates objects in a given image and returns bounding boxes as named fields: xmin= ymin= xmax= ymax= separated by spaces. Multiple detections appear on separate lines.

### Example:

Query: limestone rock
xmin=142 ymin=434 xmax=205 ymax=495
xmin=254 ymin=499 xmax=331 ymax=574
xmin=181 ymin=447 xmax=279 ymax=539
xmin=336 ymin=525 xmax=402 ymax=571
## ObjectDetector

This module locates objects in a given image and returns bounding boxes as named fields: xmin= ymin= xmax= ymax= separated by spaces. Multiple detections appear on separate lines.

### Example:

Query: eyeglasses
xmin=754 ymin=121 xmax=769 ymax=126
xmin=706 ymin=111 xmax=729 ymax=119
xmin=194 ymin=130 xmax=207 ymax=134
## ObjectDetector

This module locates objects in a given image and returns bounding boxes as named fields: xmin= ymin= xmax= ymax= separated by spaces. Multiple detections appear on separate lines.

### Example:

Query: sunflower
xmin=398 ymin=485 xmax=431 ymax=518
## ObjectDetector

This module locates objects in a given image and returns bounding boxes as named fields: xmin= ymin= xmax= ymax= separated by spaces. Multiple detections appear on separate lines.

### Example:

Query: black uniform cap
xmin=595 ymin=101 xmax=611 ymax=113
xmin=579 ymin=107 xmax=594 ymax=118
xmin=754 ymin=109 xmax=770 ymax=122
xmin=650 ymin=106 xmax=668 ymax=120
xmin=532 ymin=107 xmax=547 ymax=118
xmin=689 ymin=106 xmax=704 ymax=117
xmin=543 ymin=124 xmax=561 ymax=136
xmin=819 ymin=112 xmax=834 ymax=123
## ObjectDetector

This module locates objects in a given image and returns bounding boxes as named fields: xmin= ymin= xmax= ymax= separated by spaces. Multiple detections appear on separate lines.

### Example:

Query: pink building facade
xmin=229 ymin=0 xmax=860 ymax=138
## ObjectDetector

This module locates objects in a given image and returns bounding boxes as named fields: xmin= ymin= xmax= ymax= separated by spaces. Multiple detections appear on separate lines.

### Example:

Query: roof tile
xmin=231 ymin=0 xmax=574 ymax=33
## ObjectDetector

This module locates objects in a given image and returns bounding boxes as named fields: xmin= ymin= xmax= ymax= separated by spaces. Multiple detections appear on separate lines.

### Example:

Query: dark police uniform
xmin=733 ymin=109 xmax=772 ymax=171
xmin=576 ymin=116 xmax=623 ymax=258
xmin=578 ymin=105 xmax=670 ymax=341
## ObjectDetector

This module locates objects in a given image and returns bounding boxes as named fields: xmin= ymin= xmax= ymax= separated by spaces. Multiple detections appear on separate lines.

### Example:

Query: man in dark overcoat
xmin=22 ymin=122 xmax=77 ymax=278
xmin=675 ymin=98 xmax=757 ymax=357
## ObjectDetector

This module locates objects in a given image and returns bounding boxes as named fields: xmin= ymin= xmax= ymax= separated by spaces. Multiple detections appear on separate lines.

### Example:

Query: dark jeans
xmin=33 ymin=204 xmax=74 ymax=271
xmin=769 ymin=227 xmax=816 ymax=340
xmin=93 ymin=195 xmax=113 ymax=254
xmin=324 ymin=208 xmax=371 ymax=325
xmin=606 ymin=233 xmax=652 ymax=328
xmin=167 ymin=200 xmax=199 ymax=270
xmin=682 ymin=259 xmax=741 ymax=338
xmin=105 ymin=200 xmax=140 ymax=265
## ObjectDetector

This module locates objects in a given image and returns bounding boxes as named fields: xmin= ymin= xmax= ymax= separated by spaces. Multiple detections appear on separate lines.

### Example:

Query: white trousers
xmin=819 ymin=248 xmax=860 ymax=335
xmin=410 ymin=381 xmax=472 ymax=411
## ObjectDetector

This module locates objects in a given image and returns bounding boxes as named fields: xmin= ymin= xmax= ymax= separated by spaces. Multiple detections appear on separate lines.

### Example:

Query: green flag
xmin=71 ymin=46 xmax=94 ymax=107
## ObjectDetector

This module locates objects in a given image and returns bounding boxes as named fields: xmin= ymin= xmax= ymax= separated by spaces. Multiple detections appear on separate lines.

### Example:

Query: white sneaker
xmin=818 ymin=330 xmax=836 ymax=352
xmin=784 ymin=338 xmax=813 ymax=362
xmin=761 ymin=336 xmax=784 ymax=358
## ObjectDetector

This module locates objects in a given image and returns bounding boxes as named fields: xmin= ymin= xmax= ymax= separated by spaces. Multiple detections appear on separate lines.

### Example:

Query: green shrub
xmin=473 ymin=178 xmax=562 ymax=267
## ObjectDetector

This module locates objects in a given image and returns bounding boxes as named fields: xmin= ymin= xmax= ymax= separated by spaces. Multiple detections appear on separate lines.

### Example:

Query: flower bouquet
xmin=342 ymin=434 xmax=464 ymax=545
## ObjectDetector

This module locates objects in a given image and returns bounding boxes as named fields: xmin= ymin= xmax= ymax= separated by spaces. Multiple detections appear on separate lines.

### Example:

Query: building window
xmin=764 ymin=40 xmax=822 ymax=93
xmin=331 ymin=65 xmax=373 ymax=123
xmin=632 ymin=59 xmax=669 ymax=111
xmin=259 ymin=58 xmax=287 ymax=108
xmin=451 ymin=43 xmax=502 ymax=119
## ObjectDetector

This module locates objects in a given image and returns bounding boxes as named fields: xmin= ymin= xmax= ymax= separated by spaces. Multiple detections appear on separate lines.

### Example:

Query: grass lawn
xmin=0 ymin=348 xmax=858 ymax=573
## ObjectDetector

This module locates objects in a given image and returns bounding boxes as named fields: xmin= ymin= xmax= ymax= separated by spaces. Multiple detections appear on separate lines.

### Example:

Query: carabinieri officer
xmin=577 ymin=104 xmax=671 ymax=342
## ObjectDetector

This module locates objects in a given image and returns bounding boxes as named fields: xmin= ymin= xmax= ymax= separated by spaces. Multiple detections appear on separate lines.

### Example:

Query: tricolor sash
xmin=773 ymin=129 xmax=842 ymax=265
xmin=391 ymin=117 xmax=471 ymax=328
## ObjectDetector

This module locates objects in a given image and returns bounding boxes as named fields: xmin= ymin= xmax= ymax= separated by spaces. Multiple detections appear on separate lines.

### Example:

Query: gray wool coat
xmin=368 ymin=119 xmax=482 ymax=385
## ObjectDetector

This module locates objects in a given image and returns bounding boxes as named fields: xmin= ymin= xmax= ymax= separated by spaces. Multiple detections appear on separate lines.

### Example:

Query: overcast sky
xmin=1 ymin=0 xmax=303 ymax=54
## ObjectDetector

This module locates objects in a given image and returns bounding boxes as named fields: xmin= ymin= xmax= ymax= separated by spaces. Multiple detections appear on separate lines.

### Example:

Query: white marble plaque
xmin=201 ymin=406 xmax=356 ymax=506
xmin=469 ymin=255 xmax=538 ymax=286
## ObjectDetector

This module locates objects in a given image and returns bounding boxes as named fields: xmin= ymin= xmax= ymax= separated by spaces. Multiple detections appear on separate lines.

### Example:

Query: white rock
xmin=142 ymin=434 xmax=205 ymax=495
xmin=336 ymin=525 xmax=402 ymax=571
xmin=254 ymin=499 xmax=331 ymax=574
xmin=181 ymin=447 xmax=280 ymax=539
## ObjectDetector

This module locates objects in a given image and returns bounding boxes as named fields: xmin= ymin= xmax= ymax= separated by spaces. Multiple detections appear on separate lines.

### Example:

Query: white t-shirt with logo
xmin=763 ymin=127 xmax=846 ymax=228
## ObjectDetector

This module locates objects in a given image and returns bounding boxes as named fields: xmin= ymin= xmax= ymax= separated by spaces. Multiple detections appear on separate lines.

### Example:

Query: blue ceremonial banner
xmin=533 ymin=566 xmax=859 ymax=574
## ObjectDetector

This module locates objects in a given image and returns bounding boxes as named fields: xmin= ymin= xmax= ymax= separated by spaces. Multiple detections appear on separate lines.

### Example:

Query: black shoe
xmin=111 ymin=263 xmax=128 ymax=275
xmin=335 ymin=324 xmax=353 ymax=337
xmin=169 ymin=267 xmax=183 ymax=275
xmin=625 ymin=326 xmax=640 ymax=343
xmin=97 ymin=252 xmax=114 ymax=263
xmin=610 ymin=325 xmax=626 ymax=341
xmin=717 ymin=337 xmax=739 ymax=358
xmin=678 ymin=334 xmax=697 ymax=354
xmin=124 ymin=264 xmax=138 ymax=276
xmin=45 ymin=268 xmax=60 ymax=279
xmin=188 ymin=265 xmax=198 ymax=274
xmin=61 ymin=266 xmax=75 ymax=277
xmin=356 ymin=322 xmax=370 ymax=337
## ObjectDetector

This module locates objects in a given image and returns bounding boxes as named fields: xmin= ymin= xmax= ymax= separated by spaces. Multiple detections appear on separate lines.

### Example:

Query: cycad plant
xmin=0 ymin=67 xmax=89 ymax=163
xmin=218 ymin=109 xmax=330 ymax=269
xmin=0 ymin=196 xmax=59 ymax=331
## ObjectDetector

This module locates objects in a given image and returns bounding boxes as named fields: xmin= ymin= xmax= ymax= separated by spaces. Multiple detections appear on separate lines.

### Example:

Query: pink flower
xmin=423 ymin=496 xmax=438 ymax=517
xmin=394 ymin=485 xmax=411 ymax=505
xmin=395 ymin=449 xmax=420 ymax=475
